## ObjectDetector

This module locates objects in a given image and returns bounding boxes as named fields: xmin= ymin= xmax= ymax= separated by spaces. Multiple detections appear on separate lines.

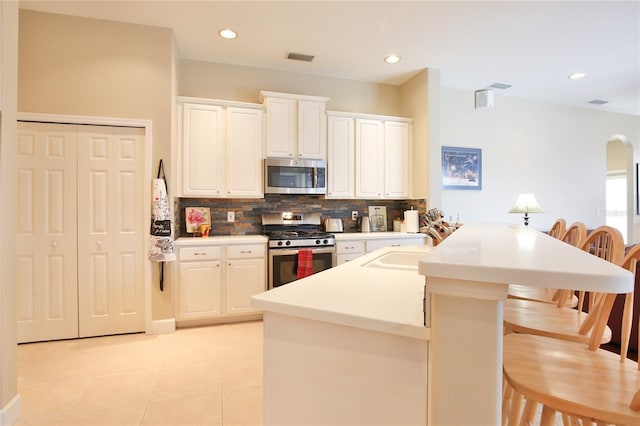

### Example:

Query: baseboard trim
xmin=1 ymin=394 xmax=21 ymax=426
xmin=149 ymin=318 xmax=176 ymax=335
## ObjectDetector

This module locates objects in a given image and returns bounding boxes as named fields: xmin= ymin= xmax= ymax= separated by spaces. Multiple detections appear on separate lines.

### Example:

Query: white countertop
xmin=175 ymin=235 xmax=267 ymax=246
xmin=252 ymin=245 xmax=431 ymax=340
xmin=419 ymin=224 xmax=633 ymax=293
xmin=333 ymin=231 xmax=427 ymax=240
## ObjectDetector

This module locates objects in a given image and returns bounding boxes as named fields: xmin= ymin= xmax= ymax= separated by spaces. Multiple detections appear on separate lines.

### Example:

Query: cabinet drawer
xmin=227 ymin=244 xmax=266 ymax=259
xmin=336 ymin=240 xmax=365 ymax=254
xmin=180 ymin=246 xmax=223 ymax=261
xmin=366 ymin=237 xmax=425 ymax=253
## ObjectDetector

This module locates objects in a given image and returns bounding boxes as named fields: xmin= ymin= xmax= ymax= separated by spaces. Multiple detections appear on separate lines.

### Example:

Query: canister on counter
xmin=393 ymin=218 xmax=403 ymax=232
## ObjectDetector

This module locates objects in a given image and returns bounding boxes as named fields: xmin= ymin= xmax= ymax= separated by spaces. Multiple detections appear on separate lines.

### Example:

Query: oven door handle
xmin=269 ymin=247 xmax=336 ymax=256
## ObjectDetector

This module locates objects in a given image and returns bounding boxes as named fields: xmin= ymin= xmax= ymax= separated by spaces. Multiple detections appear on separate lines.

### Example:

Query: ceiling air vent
xmin=489 ymin=82 xmax=512 ymax=90
xmin=286 ymin=52 xmax=314 ymax=62
xmin=588 ymin=99 xmax=608 ymax=105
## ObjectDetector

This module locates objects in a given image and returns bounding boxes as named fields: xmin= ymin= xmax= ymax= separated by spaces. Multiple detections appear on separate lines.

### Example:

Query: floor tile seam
xmin=93 ymin=366 xmax=161 ymax=378
xmin=147 ymin=388 xmax=224 ymax=404
xmin=59 ymin=373 xmax=96 ymax=419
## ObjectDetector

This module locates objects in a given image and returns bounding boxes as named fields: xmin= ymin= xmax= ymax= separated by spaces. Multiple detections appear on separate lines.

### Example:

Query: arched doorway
xmin=606 ymin=135 xmax=633 ymax=243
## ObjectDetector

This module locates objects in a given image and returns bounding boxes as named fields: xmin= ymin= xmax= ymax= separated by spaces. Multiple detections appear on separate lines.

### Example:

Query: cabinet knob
xmin=51 ymin=241 xmax=59 ymax=249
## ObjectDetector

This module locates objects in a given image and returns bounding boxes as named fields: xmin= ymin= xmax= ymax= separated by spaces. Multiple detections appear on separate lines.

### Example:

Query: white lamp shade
xmin=509 ymin=193 xmax=544 ymax=214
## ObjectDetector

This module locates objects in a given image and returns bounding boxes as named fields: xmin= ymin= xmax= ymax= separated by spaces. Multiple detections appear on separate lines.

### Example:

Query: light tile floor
xmin=16 ymin=321 xmax=263 ymax=426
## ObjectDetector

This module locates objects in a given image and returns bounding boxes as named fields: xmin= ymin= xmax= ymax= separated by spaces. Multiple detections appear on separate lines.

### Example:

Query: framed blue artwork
xmin=441 ymin=146 xmax=482 ymax=190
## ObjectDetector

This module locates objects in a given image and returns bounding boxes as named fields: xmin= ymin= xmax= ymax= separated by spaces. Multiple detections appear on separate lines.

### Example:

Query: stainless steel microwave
xmin=264 ymin=158 xmax=326 ymax=195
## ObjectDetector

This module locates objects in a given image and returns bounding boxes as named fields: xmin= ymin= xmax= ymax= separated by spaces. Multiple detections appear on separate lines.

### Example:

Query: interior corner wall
xmin=438 ymin=86 xmax=640 ymax=236
xmin=2 ymin=0 xmax=19 ymax=420
xmin=18 ymin=9 xmax=175 ymax=320
xmin=179 ymin=59 xmax=402 ymax=116
xmin=399 ymin=68 xmax=433 ymax=200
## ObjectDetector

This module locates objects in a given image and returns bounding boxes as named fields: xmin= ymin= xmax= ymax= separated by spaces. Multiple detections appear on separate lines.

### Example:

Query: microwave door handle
xmin=313 ymin=168 xmax=318 ymax=189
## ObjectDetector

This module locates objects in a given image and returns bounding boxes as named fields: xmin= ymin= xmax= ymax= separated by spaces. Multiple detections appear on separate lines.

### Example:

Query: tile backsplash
xmin=176 ymin=195 xmax=427 ymax=237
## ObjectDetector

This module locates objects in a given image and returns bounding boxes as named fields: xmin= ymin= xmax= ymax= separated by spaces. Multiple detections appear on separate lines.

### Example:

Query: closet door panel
xmin=17 ymin=122 xmax=79 ymax=343
xmin=78 ymin=126 xmax=145 ymax=337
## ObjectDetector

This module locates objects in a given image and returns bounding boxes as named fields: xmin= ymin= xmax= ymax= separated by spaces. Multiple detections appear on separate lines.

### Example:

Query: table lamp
xmin=509 ymin=193 xmax=544 ymax=226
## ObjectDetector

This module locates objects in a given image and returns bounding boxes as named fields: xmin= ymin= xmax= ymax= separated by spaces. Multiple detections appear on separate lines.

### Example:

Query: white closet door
xmin=17 ymin=122 xmax=79 ymax=343
xmin=77 ymin=126 xmax=145 ymax=337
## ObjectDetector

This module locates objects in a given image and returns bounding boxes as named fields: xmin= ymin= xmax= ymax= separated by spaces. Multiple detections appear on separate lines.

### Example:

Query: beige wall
xmin=2 ymin=0 xmax=19 ymax=417
xmin=18 ymin=9 xmax=176 ymax=320
xmin=179 ymin=59 xmax=402 ymax=116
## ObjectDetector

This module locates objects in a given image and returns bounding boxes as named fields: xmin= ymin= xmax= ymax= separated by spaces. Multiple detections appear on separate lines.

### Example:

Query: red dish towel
xmin=297 ymin=248 xmax=314 ymax=279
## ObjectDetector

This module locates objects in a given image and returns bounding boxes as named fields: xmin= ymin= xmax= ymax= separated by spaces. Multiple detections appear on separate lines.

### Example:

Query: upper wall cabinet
xmin=178 ymin=97 xmax=264 ymax=198
xmin=327 ymin=111 xmax=412 ymax=200
xmin=260 ymin=91 xmax=329 ymax=160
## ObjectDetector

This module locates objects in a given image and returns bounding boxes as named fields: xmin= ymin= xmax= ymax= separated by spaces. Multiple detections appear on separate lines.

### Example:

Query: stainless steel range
xmin=262 ymin=212 xmax=336 ymax=289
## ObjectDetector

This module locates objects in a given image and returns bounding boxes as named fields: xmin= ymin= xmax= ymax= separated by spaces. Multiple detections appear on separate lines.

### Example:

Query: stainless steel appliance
xmin=263 ymin=212 xmax=336 ymax=289
xmin=324 ymin=218 xmax=343 ymax=233
xmin=264 ymin=158 xmax=326 ymax=195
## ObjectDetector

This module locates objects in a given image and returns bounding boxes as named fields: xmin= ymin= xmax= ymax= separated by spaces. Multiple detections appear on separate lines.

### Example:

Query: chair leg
xmin=502 ymin=381 xmax=513 ymax=426
xmin=519 ymin=399 xmax=537 ymax=426
xmin=507 ymin=391 xmax=524 ymax=426
xmin=620 ymin=292 xmax=634 ymax=362
xmin=540 ymin=406 xmax=556 ymax=426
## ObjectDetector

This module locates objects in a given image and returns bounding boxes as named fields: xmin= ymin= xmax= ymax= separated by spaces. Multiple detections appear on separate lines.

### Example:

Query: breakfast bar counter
xmin=253 ymin=224 xmax=633 ymax=425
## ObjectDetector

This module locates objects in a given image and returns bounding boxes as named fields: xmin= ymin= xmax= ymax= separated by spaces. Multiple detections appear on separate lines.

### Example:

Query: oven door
xmin=268 ymin=247 xmax=336 ymax=289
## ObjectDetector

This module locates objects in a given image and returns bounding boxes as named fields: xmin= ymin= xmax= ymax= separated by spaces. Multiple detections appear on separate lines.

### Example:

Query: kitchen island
xmin=252 ymin=224 xmax=633 ymax=425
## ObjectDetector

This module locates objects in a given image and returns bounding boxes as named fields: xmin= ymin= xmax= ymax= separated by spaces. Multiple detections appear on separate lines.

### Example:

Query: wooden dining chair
xmin=503 ymin=225 xmax=625 ymax=347
xmin=502 ymin=242 xmax=640 ymax=426
xmin=547 ymin=218 xmax=566 ymax=239
xmin=507 ymin=222 xmax=587 ymax=308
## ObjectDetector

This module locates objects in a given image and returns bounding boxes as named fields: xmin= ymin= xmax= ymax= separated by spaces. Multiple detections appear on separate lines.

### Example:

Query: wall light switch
xmin=227 ymin=211 xmax=235 ymax=222
xmin=352 ymin=211 xmax=358 ymax=221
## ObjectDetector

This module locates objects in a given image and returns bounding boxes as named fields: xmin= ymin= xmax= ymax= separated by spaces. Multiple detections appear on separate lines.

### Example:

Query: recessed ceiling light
xmin=568 ymin=72 xmax=586 ymax=80
xmin=489 ymin=82 xmax=512 ymax=90
xmin=384 ymin=55 xmax=401 ymax=64
xmin=219 ymin=29 xmax=237 ymax=40
xmin=588 ymin=99 xmax=608 ymax=105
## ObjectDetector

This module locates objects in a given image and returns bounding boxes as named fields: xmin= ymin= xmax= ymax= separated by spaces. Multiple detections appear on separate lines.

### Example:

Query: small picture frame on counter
xmin=185 ymin=207 xmax=211 ymax=234
xmin=368 ymin=206 xmax=387 ymax=232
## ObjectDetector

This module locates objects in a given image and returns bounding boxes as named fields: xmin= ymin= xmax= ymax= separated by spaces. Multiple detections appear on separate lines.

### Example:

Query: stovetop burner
xmin=262 ymin=212 xmax=336 ymax=249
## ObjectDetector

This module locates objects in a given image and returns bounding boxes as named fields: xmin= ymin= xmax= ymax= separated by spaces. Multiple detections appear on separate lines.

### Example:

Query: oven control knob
xmin=285 ymin=241 xmax=291 ymax=246
xmin=277 ymin=241 xmax=283 ymax=247
xmin=315 ymin=239 xmax=321 ymax=245
xmin=323 ymin=239 xmax=328 ymax=245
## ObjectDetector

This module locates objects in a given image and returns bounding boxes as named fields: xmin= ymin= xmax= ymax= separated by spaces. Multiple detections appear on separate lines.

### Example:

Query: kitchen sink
xmin=362 ymin=251 xmax=426 ymax=270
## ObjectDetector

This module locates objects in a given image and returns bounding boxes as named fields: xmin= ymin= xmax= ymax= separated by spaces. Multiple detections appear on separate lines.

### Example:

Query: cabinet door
xmin=384 ymin=121 xmax=411 ymax=199
xmin=327 ymin=116 xmax=355 ymax=198
xmin=297 ymin=100 xmax=327 ymax=159
xmin=181 ymin=103 xmax=225 ymax=196
xmin=225 ymin=258 xmax=265 ymax=315
xmin=264 ymin=97 xmax=296 ymax=158
xmin=178 ymin=260 xmax=223 ymax=320
xmin=226 ymin=107 xmax=264 ymax=197
xmin=355 ymin=119 xmax=384 ymax=198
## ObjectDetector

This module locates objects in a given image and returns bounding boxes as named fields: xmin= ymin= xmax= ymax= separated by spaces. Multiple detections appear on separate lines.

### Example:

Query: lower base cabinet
xmin=176 ymin=241 xmax=266 ymax=322
xmin=336 ymin=234 xmax=427 ymax=265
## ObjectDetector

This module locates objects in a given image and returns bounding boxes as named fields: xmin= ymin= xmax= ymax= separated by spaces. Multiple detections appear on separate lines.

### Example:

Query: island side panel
xmin=429 ymin=286 xmax=506 ymax=425
xmin=262 ymin=312 xmax=429 ymax=426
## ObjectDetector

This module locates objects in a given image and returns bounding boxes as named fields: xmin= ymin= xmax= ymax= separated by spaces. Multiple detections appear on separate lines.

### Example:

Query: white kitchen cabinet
xmin=179 ymin=98 xmax=264 ymax=198
xmin=175 ymin=239 xmax=267 ymax=323
xmin=178 ymin=247 xmax=224 ymax=320
xmin=260 ymin=91 xmax=329 ymax=160
xmin=328 ymin=111 xmax=412 ymax=199
xmin=226 ymin=107 xmax=264 ymax=197
xmin=335 ymin=234 xmax=427 ymax=265
xmin=225 ymin=244 xmax=266 ymax=315
xmin=181 ymin=103 xmax=225 ymax=196
xmin=327 ymin=115 xmax=355 ymax=199
xmin=355 ymin=118 xmax=385 ymax=198
xmin=383 ymin=121 xmax=411 ymax=199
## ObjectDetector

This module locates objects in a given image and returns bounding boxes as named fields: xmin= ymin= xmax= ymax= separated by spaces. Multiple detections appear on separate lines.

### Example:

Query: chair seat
xmin=503 ymin=333 xmax=640 ymax=425
xmin=508 ymin=284 xmax=578 ymax=307
xmin=503 ymin=298 xmax=612 ymax=345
